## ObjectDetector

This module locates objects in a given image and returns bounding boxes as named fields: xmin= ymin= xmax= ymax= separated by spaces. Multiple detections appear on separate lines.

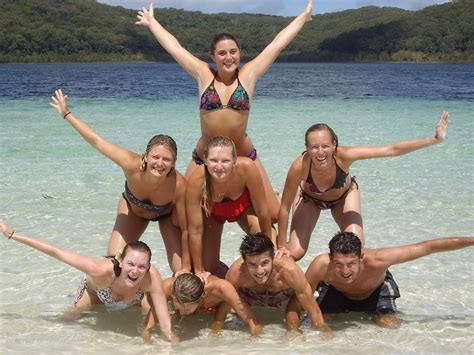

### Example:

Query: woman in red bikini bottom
xmin=144 ymin=273 xmax=261 ymax=337
xmin=186 ymin=136 xmax=273 ymax=279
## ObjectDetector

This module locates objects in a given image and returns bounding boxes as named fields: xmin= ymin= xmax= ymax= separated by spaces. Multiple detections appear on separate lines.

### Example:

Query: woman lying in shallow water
xmin=0 ymin=219 xmax=177 ymax=343
xmin=144 ymin=273 xmax=261 ymax=338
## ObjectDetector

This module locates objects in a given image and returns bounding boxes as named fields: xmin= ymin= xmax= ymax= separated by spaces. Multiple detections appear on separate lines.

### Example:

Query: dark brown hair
xmin=210 ymin=33 xmax=241 ymax=54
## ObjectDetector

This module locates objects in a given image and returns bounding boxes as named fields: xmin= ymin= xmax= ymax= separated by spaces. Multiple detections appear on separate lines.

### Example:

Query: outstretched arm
xmin=242 ymin=0 xmax=313 ymax=84
xmin=340 ymin=111 xmax=449 ymax=164
xmin=374 ymin=236 xmax=474 ymax=268
xmin=1 ymin=219 xmax=103 ymax=275
xmin=49 ymin=89 xmax=138 ymax=172
xmin=136 ymin=1 xmax=208 ymax=81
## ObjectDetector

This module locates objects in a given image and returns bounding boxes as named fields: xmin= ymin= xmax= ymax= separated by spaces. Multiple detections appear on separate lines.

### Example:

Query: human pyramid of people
xmin=2 ymin=0 xmax=472 ymax=344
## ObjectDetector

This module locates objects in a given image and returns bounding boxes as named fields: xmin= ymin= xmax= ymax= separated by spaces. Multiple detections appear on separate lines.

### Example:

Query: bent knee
xmin=290 ymin=248 xmax=306 ymax=261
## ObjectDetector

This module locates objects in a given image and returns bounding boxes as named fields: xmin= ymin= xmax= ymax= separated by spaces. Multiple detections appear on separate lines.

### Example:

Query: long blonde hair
xmin=201 ymin=136 xmax=237 ymax=216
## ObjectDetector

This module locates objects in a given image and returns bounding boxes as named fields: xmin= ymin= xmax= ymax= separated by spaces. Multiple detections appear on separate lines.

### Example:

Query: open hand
xmin=434 ymin=111 xmax=449 ymax=142
xmin=195 ymin=271 xmax=211 ymax=285
xmin=49 ymin=89 xmax=69 ymax=118
xmin=275 ymin=246 xmax=291 ymax=259
xmin=136 ymin=1 xmax=155 ymax=27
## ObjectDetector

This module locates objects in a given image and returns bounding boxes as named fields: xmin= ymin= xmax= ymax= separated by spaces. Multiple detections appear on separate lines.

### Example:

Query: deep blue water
xmin=0 ymin=62 xmax=473 ymax=100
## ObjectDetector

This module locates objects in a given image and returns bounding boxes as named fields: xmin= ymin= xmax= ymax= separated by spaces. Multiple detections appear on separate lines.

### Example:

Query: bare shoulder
xmin=226 ymin=258 xmax=246 ymax=286
xmin=155 ymin=276 xmax=174 ymax=298
xmin=275 ymin=256 xmax=302 ymax=275
xmin=236 ymin=157 xmax=256 ymax=172
xmin=122 ymin=153 xmax=143 ymax=176
xmin=88 ymin=258 xmax=115 ymax=279
xmin=365 ymin=247 xmax=397 ymax=269
xmin=208 ymin=275 xmax=232 ymax=292
xmin=306 ymin=254 xmax=330 ymax=276
xmin=174 ymin=172 xmax=187 ymax=192
xmin=293 ymin=153 xmax=306 ymax=169
xmin=334 ymin=145 xmax=352 ymax=161
xmin=141 ymin=266 xmax=164 ymax=291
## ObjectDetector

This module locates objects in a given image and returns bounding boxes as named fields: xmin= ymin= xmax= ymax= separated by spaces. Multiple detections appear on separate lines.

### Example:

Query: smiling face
xmin=211 ymin=39 xmax=241 ymax=74
xmin=305 ymin=129 xmax=337 ymax=168
xmin=119 ymin=249 xmax=150 ymax=287
xmin=244 ymin=251 xmax=274 ymax=285
xmin=144 ymin=144 xmax=176 ymax=177
xmin=205 ymin=145 xmax=236 ymax=181
xmin=330 ymin=252 xmax=362 ymax=284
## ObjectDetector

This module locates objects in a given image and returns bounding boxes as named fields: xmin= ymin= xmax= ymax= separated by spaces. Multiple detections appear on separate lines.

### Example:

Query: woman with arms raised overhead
xmin=136 ymin=0 xmax=314 ymax=221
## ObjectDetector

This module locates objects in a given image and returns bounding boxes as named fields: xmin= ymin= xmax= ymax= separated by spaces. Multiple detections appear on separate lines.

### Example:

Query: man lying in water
xmin=286 ymin=231 xmax=474 ymax=329
xmin=225 ymin=232 xmax=330 ymax=334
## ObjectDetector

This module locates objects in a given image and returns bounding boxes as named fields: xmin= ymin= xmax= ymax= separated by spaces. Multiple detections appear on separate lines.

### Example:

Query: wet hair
xmin=140 ymin=134 xmax=178 ymax=173
xmin=239 ymin=232 xmax=275 ymax=260
xmin=328 ymin=231 xmax=362 ymax=257
xmin=210 ymin=33 xmax=241 ymax=54
xmin=172 ymin=273 xmax=205 ymax=304
xmin=201 ymin=136 xmax=237 ymax=216
xmin=304 ymin=123 xmax=339 ymax=150
xmin=107 ymin=240 xmax=152 ymax=277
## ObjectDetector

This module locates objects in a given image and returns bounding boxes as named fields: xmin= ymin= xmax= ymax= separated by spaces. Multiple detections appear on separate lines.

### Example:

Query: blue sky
xmin=98 ymin=0 xmax=451 ymax=16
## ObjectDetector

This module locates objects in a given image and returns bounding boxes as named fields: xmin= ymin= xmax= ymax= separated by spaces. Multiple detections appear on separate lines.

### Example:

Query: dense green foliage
xmin=0 ymin=0 xmax=472 ymax=63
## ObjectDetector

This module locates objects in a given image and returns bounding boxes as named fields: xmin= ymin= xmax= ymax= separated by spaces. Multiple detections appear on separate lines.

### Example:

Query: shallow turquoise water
xmin=0 ymin=64 xmax=473 ymax=353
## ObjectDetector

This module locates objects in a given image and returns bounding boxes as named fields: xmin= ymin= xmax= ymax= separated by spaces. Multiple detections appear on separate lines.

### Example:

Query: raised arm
xmin=136 ymin=1 xmax=208 ymax=81
xmin=276 ymin=157 xmax=303 ymax=255
xmin=1 ymin=219 xmax=103 ymax=276
xmin=185 ymin=169 xmax=207 ymax=278
xmin=243 ymin=160 xmax=272 ymax=237
xmin=373 ymin=236 xmax=474 ymax=268
xmin=49 ymin=89 xmax=138 ymax=172
xmin=340 ymin=111 xmax=449 ymax=164
xmin=146 ymin=267 xmax=179 ymax=342
xmin=241 ymin=0 xmax=313 ymax=84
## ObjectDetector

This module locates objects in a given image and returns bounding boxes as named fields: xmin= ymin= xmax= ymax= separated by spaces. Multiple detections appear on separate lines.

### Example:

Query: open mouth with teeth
xmin=127 ymin=275 xmax=139 ymax=282
xmin=254 ymin=274 xmax=268 ymax=283
xmin=341 ymin=274 xmax=353 ymax=282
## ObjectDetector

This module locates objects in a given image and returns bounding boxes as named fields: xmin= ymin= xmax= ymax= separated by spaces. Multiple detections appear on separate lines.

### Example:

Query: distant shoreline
xmin=1 ymin=60 xmax=472 ymax=65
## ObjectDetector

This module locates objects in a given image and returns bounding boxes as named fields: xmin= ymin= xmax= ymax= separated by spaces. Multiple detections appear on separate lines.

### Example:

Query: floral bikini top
xmin=200 ymin=72 xmax=250 ymax=111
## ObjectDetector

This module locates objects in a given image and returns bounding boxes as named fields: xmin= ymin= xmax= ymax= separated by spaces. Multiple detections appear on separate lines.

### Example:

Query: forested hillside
xmin=0 ymin=0 xmax=472 ymax=63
